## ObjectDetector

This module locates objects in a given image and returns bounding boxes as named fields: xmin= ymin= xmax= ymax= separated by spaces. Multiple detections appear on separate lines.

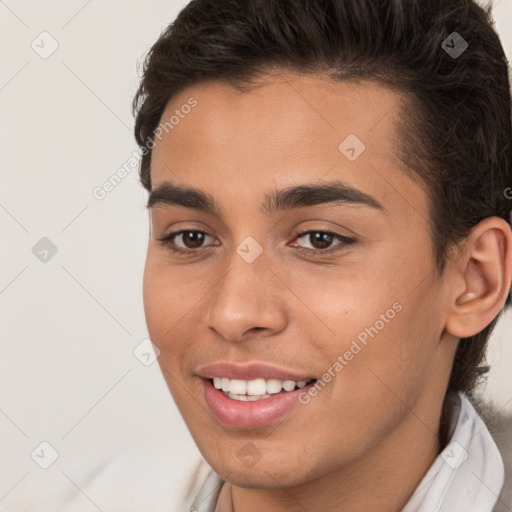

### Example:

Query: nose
xmin=207 ymin=250 xmax=287 ymax=343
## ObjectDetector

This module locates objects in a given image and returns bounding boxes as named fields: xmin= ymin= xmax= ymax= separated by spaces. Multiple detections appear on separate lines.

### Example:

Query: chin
xmin=203 ymin=449 xmax=320 ymax=489
xmin=219 ymin=466 xmax=309 ymax=489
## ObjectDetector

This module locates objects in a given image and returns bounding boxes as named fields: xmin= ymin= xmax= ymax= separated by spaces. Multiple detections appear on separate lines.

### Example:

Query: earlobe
xmin=445 ymin=217 xmax=512 ymax=339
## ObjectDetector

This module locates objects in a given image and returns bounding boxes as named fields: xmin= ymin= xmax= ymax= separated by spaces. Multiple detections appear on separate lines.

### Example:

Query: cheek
xmin=142 ymin=263 xmax=195 ymax=410
xmin=142 ymin=258 xmax=192 ymax=355
xmin=143 ymin=249 xmax=195 ymax=320
xmin=309 ymin=250 xmax=444 ymax=406
xmin=142 ymin=265 xmax=168 ymax=340
xmin=336 ymin=281 xmax=445 ymax=415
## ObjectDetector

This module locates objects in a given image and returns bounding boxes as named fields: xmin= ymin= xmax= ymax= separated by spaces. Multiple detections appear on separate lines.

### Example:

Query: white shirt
xmin=183 ymin=391 xmax=505 ymax=512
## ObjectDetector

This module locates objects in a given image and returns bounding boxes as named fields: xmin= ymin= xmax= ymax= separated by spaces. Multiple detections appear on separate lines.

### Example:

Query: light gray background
xmin=1 ymin=1 xmax=511 ymax=510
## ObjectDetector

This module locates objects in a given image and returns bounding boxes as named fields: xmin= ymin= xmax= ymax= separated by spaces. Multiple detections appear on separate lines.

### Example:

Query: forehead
xmin=150 ymin=72 xmax=428 ymax=223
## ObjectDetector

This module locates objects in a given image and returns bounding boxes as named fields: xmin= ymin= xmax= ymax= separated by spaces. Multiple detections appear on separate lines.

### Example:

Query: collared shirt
xmin=183 ymin=391 xmax=505 ymax=512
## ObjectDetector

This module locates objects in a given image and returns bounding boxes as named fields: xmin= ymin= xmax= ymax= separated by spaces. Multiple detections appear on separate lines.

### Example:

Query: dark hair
xmin=133 ymin=0 xmax=512 ymax=443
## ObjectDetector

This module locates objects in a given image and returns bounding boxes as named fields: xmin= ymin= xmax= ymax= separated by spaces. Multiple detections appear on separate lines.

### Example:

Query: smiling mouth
xmin=210 ymin=377 xmax=317 ymax=401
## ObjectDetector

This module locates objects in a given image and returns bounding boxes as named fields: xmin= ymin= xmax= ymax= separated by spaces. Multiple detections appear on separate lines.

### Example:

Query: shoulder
xmin=492 ymin=413 xmax=512 ymax=511
xmin=476 ymin=400 xmax=512 ymax=512
xmin=62 ymin=431 xmax=206 ymax=512
xmin=181 ymin=458 xmax=225 ymax=512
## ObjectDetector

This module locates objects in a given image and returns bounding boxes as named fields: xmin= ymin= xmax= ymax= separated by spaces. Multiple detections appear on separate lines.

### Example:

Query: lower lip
xmin=201 ymin=378 xmax=316 ymax=429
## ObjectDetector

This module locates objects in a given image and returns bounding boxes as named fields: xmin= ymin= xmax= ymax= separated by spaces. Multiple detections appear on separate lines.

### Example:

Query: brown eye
xmin=294 ymin=230 xmax=355 ymax=252
xmin=157 ymin=230 xmax=215 ymax=253
xmin=178 ymin=231 xmax=208 ymax=249
xmin=305 ymin=232 xmax=334 ymax=249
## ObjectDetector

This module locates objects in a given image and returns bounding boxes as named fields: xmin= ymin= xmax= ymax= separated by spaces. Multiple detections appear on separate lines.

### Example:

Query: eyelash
xmin=156 ymin=229 xmax=355 ymax=257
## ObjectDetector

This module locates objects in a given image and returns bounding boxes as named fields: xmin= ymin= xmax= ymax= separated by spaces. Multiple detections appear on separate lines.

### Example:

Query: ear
xmin=445 ymin=217 xmax=512 ymax=339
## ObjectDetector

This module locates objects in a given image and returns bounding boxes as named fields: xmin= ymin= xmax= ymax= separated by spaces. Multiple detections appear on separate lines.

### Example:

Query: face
xmin=143 ymin=73 xmax=453 ymax=488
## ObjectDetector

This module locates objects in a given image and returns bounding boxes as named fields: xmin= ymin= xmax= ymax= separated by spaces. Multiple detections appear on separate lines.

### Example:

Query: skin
xmin=143 ymin=72 xmax=512 ymax=511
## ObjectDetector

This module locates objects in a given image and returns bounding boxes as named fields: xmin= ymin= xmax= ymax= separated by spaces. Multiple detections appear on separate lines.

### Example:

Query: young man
xmin=132 ymin=0 xmax=512 ymax=510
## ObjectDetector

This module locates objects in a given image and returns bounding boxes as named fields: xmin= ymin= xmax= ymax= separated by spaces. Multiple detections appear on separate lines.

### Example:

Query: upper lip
xmin=196 ymin=362 xmax=316 ymax=382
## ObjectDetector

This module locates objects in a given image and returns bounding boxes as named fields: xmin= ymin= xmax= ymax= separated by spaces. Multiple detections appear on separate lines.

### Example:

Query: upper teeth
xmin=213 ymin=377 xmax=309 ymax=395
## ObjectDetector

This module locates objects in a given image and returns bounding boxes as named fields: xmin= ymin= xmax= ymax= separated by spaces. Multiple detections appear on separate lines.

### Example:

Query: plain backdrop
xmin=1 ymin=0 xmax=511 ymax=510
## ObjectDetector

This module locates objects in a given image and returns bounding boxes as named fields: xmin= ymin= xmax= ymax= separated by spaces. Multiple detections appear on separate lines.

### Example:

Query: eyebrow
xmin=146 ymin=179 xmax=384 ymax=216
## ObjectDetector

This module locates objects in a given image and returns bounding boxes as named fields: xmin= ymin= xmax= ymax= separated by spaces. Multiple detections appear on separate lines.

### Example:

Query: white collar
xmin=186 ymin=391 xmax=505 ymax=512
xmin=402 ymin=391 xmax=504 ymax=512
